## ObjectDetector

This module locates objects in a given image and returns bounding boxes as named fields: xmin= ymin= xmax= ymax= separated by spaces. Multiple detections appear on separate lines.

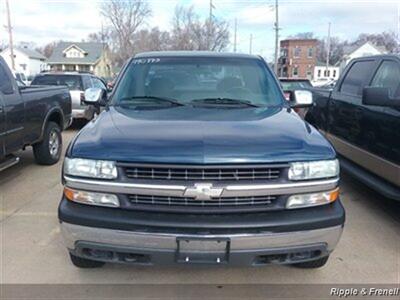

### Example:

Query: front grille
xmin=127 ymin=194 xmax=277 ymax=207
xmin=124 ymin=165 xmax=282 ymax=181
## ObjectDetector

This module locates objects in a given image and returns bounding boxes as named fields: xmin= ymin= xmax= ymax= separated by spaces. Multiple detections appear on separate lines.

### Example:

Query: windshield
xmin=31 ymin=75 xmax=83 ymax=90
xmin=113 ymin=57 xmax=283 ymax=107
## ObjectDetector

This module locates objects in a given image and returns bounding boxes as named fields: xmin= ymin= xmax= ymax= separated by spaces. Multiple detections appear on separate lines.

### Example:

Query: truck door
xmin=365 ymin=59 xmax=400 ymax=167
xmin=0 ymin=61 xmax=25 ymax=154
xmin=0 ymin=94 xmax=5 ymax=158
xmin=327 ymin=59 xmax=378 ymax=147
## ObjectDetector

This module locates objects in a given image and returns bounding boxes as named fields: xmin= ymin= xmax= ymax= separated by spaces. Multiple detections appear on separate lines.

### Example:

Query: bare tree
xmin=100 ymin=0 xmax=151 ymax=62
xmin=288 ymin=32 xmax=315 ymax=39
xmin=352 ymin=32 xmax=398 ymax=53
xmin=133 ymin=27 xmax=171 ymax=52
xmin=36 ymin=41 xmax=58 ymax=58
xmin=317 ymin=37 xmax=347 ymax=66
xmin=0 ymin=40 xmax=8 ymax=52
xmin=170 ymin=5 xmax=229 ymax=51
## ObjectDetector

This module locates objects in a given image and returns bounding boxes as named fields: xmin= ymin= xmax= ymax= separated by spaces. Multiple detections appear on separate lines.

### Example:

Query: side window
xmin=0 ymin=64 xmax=14 ymax=95
xmin=92 ymin=78 xmax=106 ymax=89
xmin=340 ymin=60 xmax=375 ymax=96
xmin=82 ymin=76 xmax=92 ymax=89
xmin=370 ymin=61 xmax=400 ymax=97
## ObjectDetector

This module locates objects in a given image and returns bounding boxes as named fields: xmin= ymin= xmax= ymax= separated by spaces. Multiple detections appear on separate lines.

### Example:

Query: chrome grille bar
xmin=124 ymin=166 xmax=283 ymax=181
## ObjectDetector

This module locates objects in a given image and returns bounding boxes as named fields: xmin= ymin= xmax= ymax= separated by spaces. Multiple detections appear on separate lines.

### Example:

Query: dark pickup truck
xmin=59 ymin=52 xmax=344 ymax=269
xmin=0 ymin=57 xmax=71 ymax=170
xmin=306 ymin=55 xmax=400 ymax=201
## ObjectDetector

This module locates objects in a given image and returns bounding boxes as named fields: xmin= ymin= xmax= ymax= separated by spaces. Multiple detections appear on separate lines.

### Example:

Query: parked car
xmin=31 ymin=72 xmax=107 ymax=121
xmin=306 ymin=55 xmax=400 ymax=201
xmin=59 ymin=52 xmax=344 ymax=269
xmin=0 ymin=57 xmax=71 ymax=171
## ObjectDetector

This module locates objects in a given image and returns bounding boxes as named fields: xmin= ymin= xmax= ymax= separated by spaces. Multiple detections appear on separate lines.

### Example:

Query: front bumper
xmin=72 ymin=107 xmax=95 ymax=120
xmin=61 ymin=222 xmax=343 ymax=266
xmin=59 ymin=198 xmax=345 ymax=266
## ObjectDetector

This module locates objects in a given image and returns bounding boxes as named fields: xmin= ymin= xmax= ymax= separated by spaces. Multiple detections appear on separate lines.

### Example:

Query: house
xmin=277 ymin=39 xmax=318 ymax=80
xmin=0 ymin=46 xmax=47 ymax=77
xmin=313 ymin=61 xmax=340 ymax=82
xmin=338 ymin=41 xmax=387 ymax=71
xmin=47 ymin=42 xmax=112 ymax=77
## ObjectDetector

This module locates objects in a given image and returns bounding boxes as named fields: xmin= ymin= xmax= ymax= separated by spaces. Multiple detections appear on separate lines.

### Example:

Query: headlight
xmin=286 ymin=188 xmax=339 ymax=209
xmin=64 ymin=187 xmax=120 ymax=207
xmin=288 ymin=159 xmax=339 ymax=181
xmin=64 ymin=158 xmax=118 ymax=179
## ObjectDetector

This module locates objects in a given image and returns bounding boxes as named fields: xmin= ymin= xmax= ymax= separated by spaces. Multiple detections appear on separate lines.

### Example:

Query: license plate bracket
xmin=176 ymin=237 xmax=230 ymax=264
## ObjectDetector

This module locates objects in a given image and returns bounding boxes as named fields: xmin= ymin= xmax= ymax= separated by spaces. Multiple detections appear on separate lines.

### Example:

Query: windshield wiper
xmin=117 ymin=96 xmax=185 ymax=107
xmin=189 ymin=97 xmax=260 ymax=108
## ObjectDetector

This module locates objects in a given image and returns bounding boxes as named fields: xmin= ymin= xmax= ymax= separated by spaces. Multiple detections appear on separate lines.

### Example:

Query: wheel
xmin=292 ymin=255 xmax=329 ymax=269
xmin=33 ymin=121 xmax=62 ymax=165
xmin=69 ymin=253 xmax=105 ymax=268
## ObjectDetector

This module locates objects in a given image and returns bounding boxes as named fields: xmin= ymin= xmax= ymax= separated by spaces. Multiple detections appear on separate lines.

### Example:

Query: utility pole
xmin=233 ymin=18 xmax=237 ymax=53
xmin=249 ymin=34 xmax=253 ymax=54
xmin=273 ymin=0 xmax=280 ymax=75
xmin=5 ymin=0 xmax=15 ymax=70
xmin=326 ymin=22 xmax=331 ymax=75
xmin=208 ymin=0 xmax=215 ymax=50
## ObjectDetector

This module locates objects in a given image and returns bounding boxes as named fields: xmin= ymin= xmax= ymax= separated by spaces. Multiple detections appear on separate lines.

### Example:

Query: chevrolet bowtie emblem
xmin=183 ymin=183 xmax=224 ymax=200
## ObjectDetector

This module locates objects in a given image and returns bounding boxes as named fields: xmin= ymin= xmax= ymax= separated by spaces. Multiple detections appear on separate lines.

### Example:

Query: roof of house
xmin=47 ymin=42 xmax=106 ymax=64
xmin=343 ymin=41 xmax=387 ymax=56
xmin=1 ymin=46 xmax=46 ymax=60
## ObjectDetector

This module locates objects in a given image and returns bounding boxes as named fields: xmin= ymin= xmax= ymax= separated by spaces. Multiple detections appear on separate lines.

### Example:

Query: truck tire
xmin=33 ymin=122 xmax=62 ymax=165
xmin=292 ymin=255 xmax=329 ymax=269
xmin=69 ymin=253 xmax=105 ymax=268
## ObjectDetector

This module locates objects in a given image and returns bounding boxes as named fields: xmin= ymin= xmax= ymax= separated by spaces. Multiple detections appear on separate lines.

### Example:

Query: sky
xmin=1 ymin=0 xmax=399 ymax=61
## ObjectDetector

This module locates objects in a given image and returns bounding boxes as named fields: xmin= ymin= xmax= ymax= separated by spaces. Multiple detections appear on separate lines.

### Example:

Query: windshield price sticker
xmin=132 ymin=58 xmax=161 ymax=64
xmin=330 ymin=287 xmax=400 ymax=298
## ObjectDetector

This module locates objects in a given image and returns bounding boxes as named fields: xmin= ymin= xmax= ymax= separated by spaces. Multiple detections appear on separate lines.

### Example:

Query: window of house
xmin=293 ymin=47 xmax=301 ymax=58
xmin=370 ymin=60 xmax=400 ymax=97
xmin=318 ymin=69 xmax=321 ymax=77
xmin=333 ymin=70 xmax=337 ymax=78
xmin=292 ymin=66 xmax=299 ymax=77
xmin=308 ymin=47 xmax=313 ymax=58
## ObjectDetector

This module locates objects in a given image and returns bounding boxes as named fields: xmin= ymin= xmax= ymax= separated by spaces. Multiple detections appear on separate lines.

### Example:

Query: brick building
xmin=277 ymin=39 xmax=318 ymax=80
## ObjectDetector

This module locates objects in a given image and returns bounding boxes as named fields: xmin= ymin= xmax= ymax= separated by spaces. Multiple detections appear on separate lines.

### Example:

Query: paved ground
xmin=1 ymin=126 xmax=399 ymax=285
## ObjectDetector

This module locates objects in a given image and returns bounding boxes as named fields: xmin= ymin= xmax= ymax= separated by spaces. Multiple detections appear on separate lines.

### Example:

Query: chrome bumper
xmin=61 ymin=222 xmax=343 ymax=253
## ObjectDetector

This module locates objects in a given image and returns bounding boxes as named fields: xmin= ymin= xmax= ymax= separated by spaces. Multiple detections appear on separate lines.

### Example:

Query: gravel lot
xmin=1 ymin=126 xmax=399 ymax=285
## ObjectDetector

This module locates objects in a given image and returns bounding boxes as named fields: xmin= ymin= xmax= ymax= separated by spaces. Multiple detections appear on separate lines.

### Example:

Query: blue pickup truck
xmin=58 ymin=52 xmax=344 ymax=268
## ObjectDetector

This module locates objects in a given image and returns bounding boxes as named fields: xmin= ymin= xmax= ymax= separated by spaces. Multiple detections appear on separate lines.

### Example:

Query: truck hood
xmin=71 ymin=106 xmax=335 ymax=164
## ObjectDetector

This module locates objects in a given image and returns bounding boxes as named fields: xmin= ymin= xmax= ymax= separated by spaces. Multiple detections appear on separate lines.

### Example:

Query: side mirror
xmin=362 ymin=87 xmax=400 ymax=107
xmin=288 ymin=90 xmax=313 ymax=108
xmin=84 ymin=88 xmax=107 ymax=106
